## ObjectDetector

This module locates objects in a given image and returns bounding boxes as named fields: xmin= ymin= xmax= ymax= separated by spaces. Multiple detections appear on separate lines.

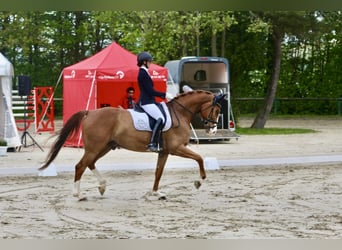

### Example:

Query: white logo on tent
xmin=151 ymin=70 xmax=166 ymax=80
xmin=98 ymin=70 xmax=125 ymax=80
xmin=116 ymin=71 xmax=124 ymax=79
xmin=85 ymin=70 xmax=95 ymax=79
xmin=64 ymin=70 xmax=75 ymax=79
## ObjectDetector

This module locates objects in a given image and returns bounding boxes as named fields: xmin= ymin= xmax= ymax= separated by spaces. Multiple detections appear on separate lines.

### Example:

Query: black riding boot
xmin=148 ymin=118 xmax=163 ymax=152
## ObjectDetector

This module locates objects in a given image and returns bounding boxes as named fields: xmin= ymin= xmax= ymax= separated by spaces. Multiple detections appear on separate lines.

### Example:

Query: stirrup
xmin=147 ymin=143 xmax=163 ymax=152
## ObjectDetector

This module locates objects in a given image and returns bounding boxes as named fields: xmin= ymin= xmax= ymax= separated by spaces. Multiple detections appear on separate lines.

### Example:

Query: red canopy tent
xmin=62 ymin=42 xmax=168 ymax=147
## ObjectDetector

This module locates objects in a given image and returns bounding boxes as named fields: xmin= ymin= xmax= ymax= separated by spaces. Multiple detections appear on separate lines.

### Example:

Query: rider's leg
xmin=141 ymin=104 xmax=165 ymax=152
xmin=148 ymin=118 xmax=163 ymax=152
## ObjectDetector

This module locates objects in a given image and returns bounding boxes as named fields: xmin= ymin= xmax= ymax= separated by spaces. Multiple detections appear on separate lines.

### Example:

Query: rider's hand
xmin=166 ymin=92 xmax=174 ymax=100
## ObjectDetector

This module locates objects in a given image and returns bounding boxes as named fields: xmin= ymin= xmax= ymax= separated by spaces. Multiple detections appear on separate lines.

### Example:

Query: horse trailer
xmin=164 ymin=56 xmax=239 ymax=141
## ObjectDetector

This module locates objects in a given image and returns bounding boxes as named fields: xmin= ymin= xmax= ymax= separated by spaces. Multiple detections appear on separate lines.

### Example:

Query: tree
xmin=250 ymin=11 xmax=318 ymax=128
xmin=1 ymin=11 xmax=341 ymax=117
xmin=200 ymin=11 xmax=236 ymax=57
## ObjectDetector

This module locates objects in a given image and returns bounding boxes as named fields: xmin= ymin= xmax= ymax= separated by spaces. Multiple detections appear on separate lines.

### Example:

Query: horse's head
xmin=200 ymin=92 xmax=227 ymax=135
xmin=170 ymin=90 xmax=227 ymax=135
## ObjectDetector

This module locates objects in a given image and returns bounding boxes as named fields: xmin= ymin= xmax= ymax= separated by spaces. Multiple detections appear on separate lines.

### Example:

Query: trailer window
xmin=194 ymin=70 xmax=206 ymax=81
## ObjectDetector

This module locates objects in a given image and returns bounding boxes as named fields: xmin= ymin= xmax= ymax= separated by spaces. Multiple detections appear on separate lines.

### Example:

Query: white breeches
xmin=141 ymin=104 xmax=165 ymax=123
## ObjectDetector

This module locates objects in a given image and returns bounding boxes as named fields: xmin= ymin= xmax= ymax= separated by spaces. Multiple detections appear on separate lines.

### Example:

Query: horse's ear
xmin=214 ymin=93 xmax=227 ymax=105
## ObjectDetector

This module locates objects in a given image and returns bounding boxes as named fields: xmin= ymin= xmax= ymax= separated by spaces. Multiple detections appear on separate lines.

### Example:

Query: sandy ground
xmin=0 ymin=117 xmax=342 ymax=239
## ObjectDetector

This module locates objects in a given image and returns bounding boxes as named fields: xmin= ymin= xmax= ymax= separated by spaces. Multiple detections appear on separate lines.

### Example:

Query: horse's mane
xmin=173 ymin=90 xmax=213 ymax=100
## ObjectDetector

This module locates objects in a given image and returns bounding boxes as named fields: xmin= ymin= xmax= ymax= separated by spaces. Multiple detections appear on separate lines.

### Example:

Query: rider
xmin=137 ymin=52 xmax=166 ymax=152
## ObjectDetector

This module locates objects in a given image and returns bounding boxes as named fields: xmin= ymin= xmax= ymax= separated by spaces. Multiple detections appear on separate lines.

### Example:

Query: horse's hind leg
xmin=88 ymin=144 xmax=115 ymax=196
xmin=73 ymin=151 xmax=100 ymax=200
xmin=88 ymin=164 xmax=107 ymax=196
xmin=73 ymin=158 xmax=88 ymax=200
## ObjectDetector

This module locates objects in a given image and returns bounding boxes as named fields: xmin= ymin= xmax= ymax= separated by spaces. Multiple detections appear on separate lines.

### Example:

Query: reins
xmin=172 ymin=99 xmax=196 ymax=115
xmin=167 ymin=100 xmax=186 ymax=128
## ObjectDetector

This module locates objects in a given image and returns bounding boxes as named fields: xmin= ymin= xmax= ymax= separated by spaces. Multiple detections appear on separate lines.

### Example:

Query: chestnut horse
xmin=39 ymin=90 xmax=226 ymax=200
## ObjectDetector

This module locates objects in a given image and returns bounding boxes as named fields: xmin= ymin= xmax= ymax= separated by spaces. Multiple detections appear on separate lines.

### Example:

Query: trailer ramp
xmin=190 ymin=129 xmax=240 ymax=142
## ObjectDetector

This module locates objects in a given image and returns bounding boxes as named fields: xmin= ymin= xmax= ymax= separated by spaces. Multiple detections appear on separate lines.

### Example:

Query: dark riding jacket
xmin=137 ymin=67 xmax=165 ymax=105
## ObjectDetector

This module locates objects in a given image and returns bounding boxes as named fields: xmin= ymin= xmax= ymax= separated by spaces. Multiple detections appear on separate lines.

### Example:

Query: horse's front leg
xmin=172 ymin=145 xmax=206 ymax=189
xmin=151 ymin=151 xmax=169 ymax=200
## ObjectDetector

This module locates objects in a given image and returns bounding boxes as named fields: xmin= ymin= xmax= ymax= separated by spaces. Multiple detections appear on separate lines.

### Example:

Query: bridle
xmin=201 ymin=102 xmax=221 ymax=129
xmin=170 ymin=96 xmax=222 ymax=129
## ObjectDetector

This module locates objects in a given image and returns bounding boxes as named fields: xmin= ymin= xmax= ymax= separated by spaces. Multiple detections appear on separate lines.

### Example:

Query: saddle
xmin=127 ymin=102 xmax=172 ymax=132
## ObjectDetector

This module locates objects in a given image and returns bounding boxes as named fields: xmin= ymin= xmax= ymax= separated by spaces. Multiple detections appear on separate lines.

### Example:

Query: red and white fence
xmin=12 ymin=86 xmax=55 ymax=133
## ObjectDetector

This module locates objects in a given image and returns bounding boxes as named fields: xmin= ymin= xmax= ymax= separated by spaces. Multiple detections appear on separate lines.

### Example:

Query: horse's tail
xmin=39 ymin=111 xmax=87 ymax=171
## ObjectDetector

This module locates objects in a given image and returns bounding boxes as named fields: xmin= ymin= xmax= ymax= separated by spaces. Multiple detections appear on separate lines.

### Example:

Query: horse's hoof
xmin=73 ymin=192 xmax=87 ymax=201
xmin=98 ymin=186 xmax=106 ymax=196
xmin=78 ymin=196 xmax=87 ymax=201
xmin=98 ymin=180 xmax=106 ymax=196
xmin=152 ymin=191 xmax=166 ymax=200
xmin=194 ymin=180 xmax=201 ymax=189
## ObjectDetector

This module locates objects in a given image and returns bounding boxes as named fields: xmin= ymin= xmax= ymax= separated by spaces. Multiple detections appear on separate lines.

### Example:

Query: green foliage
xmin=0 ymin=139 xmax=8 ymax=146
xmin=0 ymin=11 xmax=342 ymax=118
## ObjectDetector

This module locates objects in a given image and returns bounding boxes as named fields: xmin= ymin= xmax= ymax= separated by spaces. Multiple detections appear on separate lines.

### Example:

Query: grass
xmin=234 ymin=114 xmax=332 ymax=135
xmin=239 ymin=114 xmax=342 ymax=120
xmin=236 ymin=127 xmax=317 ymax=135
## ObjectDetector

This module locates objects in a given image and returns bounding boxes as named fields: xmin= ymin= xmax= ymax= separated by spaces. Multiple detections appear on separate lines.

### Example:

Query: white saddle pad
xmin=127 ymin=102 xmax=172 ymax=132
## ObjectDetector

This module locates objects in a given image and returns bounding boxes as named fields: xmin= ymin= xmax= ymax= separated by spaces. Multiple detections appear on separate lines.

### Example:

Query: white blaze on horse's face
xmin=208 ymin=122 xmax=218 ymax=135
xmin=207 ymin=114 xmax=219 ymax=135
xmin=203 ymin=105 xmax=220 ymax=135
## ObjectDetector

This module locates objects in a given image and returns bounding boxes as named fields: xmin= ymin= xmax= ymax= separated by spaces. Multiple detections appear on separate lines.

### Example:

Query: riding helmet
xmin=137 ymin=52 xmax=153 ymax=66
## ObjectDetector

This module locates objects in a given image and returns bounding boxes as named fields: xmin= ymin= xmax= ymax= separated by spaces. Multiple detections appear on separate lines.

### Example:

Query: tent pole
xmin=77 ymin=70 xmax=97 ymax=147
xmin=85 ymin=70 xmax=96 ymax=110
